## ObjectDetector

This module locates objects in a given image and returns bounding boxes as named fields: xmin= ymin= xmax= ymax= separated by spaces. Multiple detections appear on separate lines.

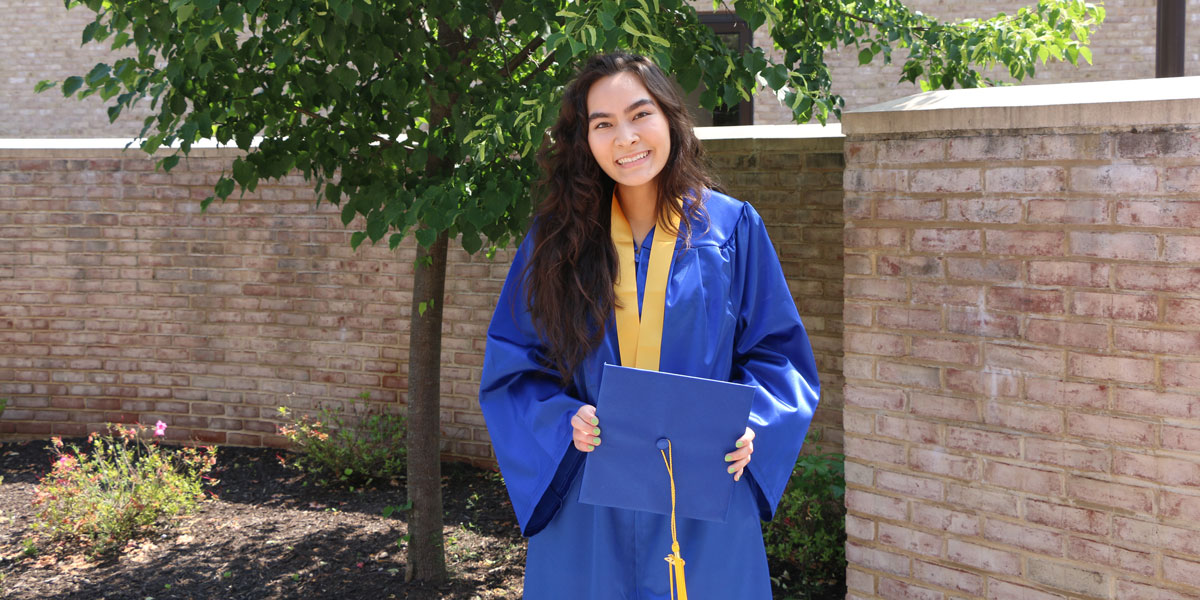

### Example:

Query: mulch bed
xmin=0 ymin=439 xmax=526 ymax=600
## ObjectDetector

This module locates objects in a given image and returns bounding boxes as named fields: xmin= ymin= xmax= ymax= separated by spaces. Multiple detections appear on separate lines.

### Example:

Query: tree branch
xmin=518 ymin=53 xmax=556 ymax=87
xmin=504 ymin=36 xmax=545 ymax=77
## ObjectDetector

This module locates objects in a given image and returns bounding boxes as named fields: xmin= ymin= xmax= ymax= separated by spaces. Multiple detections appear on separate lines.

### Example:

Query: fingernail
xmin=724 ymin=454 xmax=732 ymax=462
xmin=592 ymin=437 xmax=601 ymax=445
xmin=727 ymin=465 xmax=736 ymax=474
xmin=736 ymin=441 xmax=744 ymax=448
xmin=593 ymin=427 xmax=600 ymax=435
xmin=590 ymin=417 xmax=598 ymax=426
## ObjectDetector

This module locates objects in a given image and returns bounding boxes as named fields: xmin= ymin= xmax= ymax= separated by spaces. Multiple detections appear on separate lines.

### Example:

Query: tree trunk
xmin=404 ymin=230 xmax=449 ymax=583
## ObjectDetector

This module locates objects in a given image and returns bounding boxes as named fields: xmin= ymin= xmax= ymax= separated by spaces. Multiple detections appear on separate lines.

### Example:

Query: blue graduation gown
xmin=479 ymin=190 xmax=820 ymax=599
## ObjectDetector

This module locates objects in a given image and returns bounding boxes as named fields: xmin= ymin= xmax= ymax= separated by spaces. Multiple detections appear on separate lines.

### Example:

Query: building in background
xmin=2 ymin=0 xmax=1197 ymax=136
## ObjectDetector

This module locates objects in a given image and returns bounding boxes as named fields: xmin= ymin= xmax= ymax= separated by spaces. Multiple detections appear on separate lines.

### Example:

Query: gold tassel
xmin=660 ymin=441 xmax=687 ymax=600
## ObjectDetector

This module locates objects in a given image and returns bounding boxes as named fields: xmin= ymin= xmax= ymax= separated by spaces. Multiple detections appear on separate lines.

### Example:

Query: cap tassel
xmin=659 ymin=440 xmax=688 ymax=600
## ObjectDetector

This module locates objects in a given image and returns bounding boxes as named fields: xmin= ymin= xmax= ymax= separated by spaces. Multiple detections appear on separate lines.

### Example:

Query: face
xmin=585 ymin=71 xmax=671 ymax=197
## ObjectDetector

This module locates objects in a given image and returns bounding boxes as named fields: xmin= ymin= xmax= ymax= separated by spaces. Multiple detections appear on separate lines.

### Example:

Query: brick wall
xmin=841 ymin=78 xmax=1200 ymax=599
xmin=0 ymin=130 xmax=848 ymax=461
xmin=703 ymin=130 xmax=847 ymax=450
xmin=694 ymin=0 xmax=1200 ymax=125
xmin=6 ymin=0 xmax=1197 ymax=136
xmin=0 ymin=146 xmax=507 ymax=462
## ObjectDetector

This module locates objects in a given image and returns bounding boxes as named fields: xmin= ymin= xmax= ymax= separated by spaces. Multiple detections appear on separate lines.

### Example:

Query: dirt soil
xmin=0 ymin=439 xmax=526 ymax=600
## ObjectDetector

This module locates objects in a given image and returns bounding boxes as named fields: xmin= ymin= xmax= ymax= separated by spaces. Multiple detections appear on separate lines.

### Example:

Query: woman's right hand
xmin=571 ymin=405 xmax=601 ymax=452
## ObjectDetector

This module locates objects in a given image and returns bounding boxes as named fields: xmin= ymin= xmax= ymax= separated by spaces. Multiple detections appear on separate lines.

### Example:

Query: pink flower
xmin=154 ymin=421 xmax=168 ymax=437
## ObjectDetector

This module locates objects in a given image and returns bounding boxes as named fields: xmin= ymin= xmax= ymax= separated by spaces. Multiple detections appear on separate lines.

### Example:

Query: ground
xmin=0 ymin=439 xmax=836 ymax=600
xmin=0 ymin=439 xmax=526 ymax=600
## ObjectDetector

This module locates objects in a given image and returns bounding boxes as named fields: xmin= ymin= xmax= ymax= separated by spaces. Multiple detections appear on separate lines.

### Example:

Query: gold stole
xmin=610 ymin=194 xmax=688 ymax=600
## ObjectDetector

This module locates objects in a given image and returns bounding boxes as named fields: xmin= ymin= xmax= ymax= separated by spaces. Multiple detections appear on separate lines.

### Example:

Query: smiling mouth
xmin=616 ymin=151 xmax=649 ymax=166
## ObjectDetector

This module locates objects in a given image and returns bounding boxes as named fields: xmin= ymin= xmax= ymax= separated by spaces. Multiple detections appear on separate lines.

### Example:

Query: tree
xmin=40 ymin=0 xmax=1102 ymax=583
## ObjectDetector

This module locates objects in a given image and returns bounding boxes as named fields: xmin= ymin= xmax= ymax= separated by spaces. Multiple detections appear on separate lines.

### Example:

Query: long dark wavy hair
xmin=524 ymin=51 xmax=716 ymax=384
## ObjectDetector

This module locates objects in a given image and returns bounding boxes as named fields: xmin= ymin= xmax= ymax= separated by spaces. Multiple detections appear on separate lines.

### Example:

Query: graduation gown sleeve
xmin=478 ymin=233 xmax=587 ymax=536
xmin=728 ymin=202 xmax=821 ymax=521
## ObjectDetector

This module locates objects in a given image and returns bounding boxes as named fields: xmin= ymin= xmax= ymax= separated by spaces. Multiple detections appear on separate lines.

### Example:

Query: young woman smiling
xmin=479 ymin=52 xmax=820 ymax=599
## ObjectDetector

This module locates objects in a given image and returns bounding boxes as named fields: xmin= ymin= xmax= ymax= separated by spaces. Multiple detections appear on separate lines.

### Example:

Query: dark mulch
xmin=0 ymin=439 xmax=525 ymax=600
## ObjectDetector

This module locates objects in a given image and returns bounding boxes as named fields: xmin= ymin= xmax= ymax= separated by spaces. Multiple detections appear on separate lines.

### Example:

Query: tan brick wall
xmin=0 ymin=147 xmax=507 ymax=463
xmin=705 ymin=134 xmax=847 ymax=450
xmin=842 ymin=111 xmax=1200 ymax=596
xmin=1 ymin=0 xmax=152 ymax=138
xmin=0 ymin=134 xmax=847 ymax=461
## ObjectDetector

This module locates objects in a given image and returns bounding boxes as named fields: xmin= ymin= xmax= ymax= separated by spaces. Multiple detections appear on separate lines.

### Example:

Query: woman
xmin=479 ymin=52 xmax=820 ymax=599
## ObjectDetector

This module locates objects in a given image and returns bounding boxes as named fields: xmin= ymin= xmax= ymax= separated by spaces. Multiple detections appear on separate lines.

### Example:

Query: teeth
xmin=617 ymin=151 xmax=648 ymax=165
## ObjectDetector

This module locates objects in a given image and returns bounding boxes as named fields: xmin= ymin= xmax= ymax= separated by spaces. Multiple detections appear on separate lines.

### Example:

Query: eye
xmin=633 ymin=111 xmax=652 ymax=120
xmin=593 ymin=121 xmax=611 ymax=130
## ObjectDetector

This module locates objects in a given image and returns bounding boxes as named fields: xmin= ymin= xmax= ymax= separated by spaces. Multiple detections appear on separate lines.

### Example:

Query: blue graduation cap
xmin=578 ymin=363 xmax=756 ymax=523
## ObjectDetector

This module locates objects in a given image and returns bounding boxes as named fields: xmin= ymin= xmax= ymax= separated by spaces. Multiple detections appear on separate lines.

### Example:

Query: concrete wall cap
xmin=695 ymin=123 xmax=843 ymax=140
xmin=842 ymin=76 xmax=1200 ymax=135
xmin=0 ymin=137 xmax=262 ymax=150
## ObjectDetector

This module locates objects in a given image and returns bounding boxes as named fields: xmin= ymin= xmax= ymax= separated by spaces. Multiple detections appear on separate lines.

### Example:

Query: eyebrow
xmin=587 ymin=98 xmax=656 ymax=121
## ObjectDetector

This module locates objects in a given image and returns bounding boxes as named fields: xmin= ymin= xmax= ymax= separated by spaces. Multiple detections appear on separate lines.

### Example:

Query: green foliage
xmin=30 ymin=423 xmax=218 ymax=557
xmin=763 ymin=437 xmax=846 ymax=599
xmin=276 ymin=395 xmax=407 ymax=490
xmin=38 ymin=0 xmax=1101 ymax=254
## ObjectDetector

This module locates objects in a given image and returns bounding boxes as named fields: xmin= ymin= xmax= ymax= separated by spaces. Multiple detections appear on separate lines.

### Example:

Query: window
xmin=684 ymin=13 xmax=753 ymax=126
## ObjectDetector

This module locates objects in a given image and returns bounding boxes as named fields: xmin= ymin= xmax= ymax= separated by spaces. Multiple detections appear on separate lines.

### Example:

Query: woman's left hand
xmin=724 ymin=427 xmax=755 ymax=482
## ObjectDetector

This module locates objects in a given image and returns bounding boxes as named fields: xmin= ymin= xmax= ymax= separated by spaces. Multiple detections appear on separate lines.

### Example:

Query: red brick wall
xmin=842 ymin=114 xmax=1200 ymax=596
xmin=0 ymin=133 xmax=847 ymax=461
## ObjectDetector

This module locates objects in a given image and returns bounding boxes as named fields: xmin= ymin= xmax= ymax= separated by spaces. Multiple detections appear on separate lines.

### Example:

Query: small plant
xmin=763 ymin=434 xmax=847 ymax=600
xmin=30 ymin=422 xmax=218 ymax=557
xmin=277 ymin=393 xmax=406 ymax=489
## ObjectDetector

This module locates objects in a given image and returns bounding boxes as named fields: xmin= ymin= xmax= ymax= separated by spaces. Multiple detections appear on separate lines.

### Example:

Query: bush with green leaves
xmin=763 ymin=438 xmax=847 ymax=600
xmin=30 ymin=422 xmax=218 ymax=556
xmin=277 ymin=394 xmax=407 ymax=490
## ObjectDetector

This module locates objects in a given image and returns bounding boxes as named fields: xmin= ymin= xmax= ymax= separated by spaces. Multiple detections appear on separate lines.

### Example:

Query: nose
xmin=614 ymin=122 xmax=638 ymax=147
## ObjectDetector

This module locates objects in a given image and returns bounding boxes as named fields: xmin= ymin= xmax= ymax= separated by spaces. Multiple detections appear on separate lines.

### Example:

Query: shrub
xmin=763 ymin=438 xmax=847 ymax=600
xmin=30 ymin=422 xmax=217 ymax=556
xmin=277 ymin=393 xmax=407 ymax=490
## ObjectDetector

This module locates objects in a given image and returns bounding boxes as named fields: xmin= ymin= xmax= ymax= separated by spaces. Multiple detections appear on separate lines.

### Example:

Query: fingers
xmin=726 ymin=427 xmax=755 ymax=481
xmin=571 ymin=405 xmax=600 ymax=452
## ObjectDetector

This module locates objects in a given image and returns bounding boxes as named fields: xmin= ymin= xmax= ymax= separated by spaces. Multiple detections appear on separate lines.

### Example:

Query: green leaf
xmin=415 ymin=227 xmax=437 ymax=247
xmin=858 ymin=48 xmax=873 ymax=65
xmin=176 ymin=3 xmax=195 ymax=23
xmin=350 ymin=231 xmax=367 ymax=249
xmin=34 ymin=80 xmax=57 ymax=94
xmin=85 ymin=63 xmax=110 ymax=85
xmin=418 ymin=300 xmax=428 ymax=316
xmin=215 ymin=177 xmax=235 ymax=200
xmin=82 ymin=21 xmax=99 ymax=45
xmin=599 ymin=7 xmax=616 ymax=30
xmin=461 ymin=230 xmax=482 ymax=254
xmin=644 ymin=33 xmax=670 ymax=48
